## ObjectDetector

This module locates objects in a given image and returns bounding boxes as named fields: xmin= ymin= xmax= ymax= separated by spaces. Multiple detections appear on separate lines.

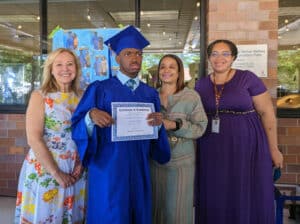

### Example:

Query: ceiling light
xmin=197 ymin=2 xmax=200 ymax=7
xmin=17 ymin=25 xmax=22 ymax=29
xmin=0 ymin=15 xmax=37 ymax=23
xmin=87 ymin=9 xmax=91 ymax=21
xmin=110 ymin=10 xmax=179 ymax=21
xmin=194 ymin=16 xmax=198 ymax=20
xmin=284 ymin=19 xmax=289 ymax=24
xmin=147 ymin=23 xmax=151 ymax=27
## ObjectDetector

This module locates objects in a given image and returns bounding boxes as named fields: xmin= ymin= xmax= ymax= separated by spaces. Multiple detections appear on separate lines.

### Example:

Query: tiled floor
xmin=1 ymin=196 xmax=299 ymax=224
xmin=0 ymin=197 xmax=15 ymax=224
xmin=282 ymin=209 xmax=300 ymax=224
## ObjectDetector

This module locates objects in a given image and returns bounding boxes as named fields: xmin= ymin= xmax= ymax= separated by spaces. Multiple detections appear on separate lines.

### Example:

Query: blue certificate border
xmin=111 ymin=102 xmax=158 ymax=142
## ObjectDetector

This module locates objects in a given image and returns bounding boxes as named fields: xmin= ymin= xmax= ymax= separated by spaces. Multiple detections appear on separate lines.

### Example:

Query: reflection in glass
xmin=277 ymin=1 xmax=300 ymax=116
xmin=0 ymin=0 xmax=200 ymax=109
xmin=0 ymin=64 xmax=24 ymax=104
xmin=0 ymin=0 xmax=40 ymax=109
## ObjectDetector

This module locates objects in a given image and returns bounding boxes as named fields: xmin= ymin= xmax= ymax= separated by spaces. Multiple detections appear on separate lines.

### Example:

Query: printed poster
xmin=52 ymin=28 xmax=121 ymax=89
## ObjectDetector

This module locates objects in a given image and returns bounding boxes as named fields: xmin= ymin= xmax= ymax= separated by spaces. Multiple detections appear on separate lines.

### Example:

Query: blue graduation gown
xmin=72 ymin=77 xmax=171 ymax=224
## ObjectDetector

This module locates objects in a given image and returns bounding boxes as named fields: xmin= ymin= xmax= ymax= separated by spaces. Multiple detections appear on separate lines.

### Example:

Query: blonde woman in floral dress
xmin=15 ymin=48 xmax=86 ymax=224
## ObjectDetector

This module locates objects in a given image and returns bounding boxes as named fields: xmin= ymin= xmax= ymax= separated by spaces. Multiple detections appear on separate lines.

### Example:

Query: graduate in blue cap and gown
xmin=71 ymin=25 xmax=171 ymax=224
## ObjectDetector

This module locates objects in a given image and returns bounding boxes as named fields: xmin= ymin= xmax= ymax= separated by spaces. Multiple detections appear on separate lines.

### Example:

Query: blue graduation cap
xmin=104 ymin=25 xmax=150 ymax=55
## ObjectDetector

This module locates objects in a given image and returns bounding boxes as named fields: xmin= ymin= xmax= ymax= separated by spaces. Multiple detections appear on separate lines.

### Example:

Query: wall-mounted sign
xmin=232 ymin=44 xmax=268 ymax=77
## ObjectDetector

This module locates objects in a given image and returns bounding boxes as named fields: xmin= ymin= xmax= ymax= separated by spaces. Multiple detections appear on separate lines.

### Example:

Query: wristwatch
xmin=172 ymin=119 xmax=182 ymax=131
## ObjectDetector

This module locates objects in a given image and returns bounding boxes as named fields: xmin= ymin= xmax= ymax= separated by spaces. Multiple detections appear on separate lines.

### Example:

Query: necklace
xmin=211 ymin=68 xmax=232 ymax=134
xmin=212 ymin=68 xmax=232 ymax=118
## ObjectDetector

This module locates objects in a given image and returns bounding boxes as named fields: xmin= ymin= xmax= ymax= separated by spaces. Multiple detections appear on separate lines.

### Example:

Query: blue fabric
xmin=71 ymin=76 xmax=170 ymax=224
xmin=104 ymin=25 xmax=150 ymax=54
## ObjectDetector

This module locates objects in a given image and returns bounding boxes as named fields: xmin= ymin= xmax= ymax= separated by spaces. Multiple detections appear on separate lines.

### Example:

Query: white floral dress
xmin=15 ymin=91 xmax=86 ymax=224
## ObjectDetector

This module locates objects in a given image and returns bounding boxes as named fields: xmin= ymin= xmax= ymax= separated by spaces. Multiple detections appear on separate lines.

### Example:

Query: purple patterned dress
xmin=194 ymin=69 xmax=274 ymax=224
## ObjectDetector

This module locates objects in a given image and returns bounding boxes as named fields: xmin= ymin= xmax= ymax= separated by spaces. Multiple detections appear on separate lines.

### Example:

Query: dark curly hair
xmin=207 ymin=39 xmax=238 ymax=61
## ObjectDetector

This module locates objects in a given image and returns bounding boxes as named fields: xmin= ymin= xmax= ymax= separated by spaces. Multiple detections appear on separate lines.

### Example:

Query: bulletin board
xmin=52 ymin=28 xmax=120 ymax=89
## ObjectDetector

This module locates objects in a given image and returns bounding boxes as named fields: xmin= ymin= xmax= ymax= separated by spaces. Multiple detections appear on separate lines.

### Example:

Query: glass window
xmin=277 ymin=1 xmax=300 ymax=117
xmin=0 ymin=0 xmax=40 ymax=113
xmin=140 ymin=0 xmax=201 ymax=88
xmin=0 ymin=0 xmax=201 ymax=112
xmin=48 ymin=0 xmax=201 ymax=89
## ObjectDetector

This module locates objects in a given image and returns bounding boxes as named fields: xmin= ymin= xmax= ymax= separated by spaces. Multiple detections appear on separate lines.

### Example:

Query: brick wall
xmin=208 ymin=0 xmax=278 ymax=92
xmin=0 ymin=114 xmax=27 ymax=196
xmin=278 ymin=118 xmax=300 ymax=184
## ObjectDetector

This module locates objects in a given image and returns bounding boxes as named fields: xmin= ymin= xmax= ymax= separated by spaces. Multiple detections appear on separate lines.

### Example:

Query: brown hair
xmin=156 ymin=54 xmax=185 ymax=93
xmin=40 ymin=48 xmax=81 ymax=95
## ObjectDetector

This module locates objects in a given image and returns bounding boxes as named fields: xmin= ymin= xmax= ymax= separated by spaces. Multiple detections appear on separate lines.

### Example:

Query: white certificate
xmin=111 ymin=102 xmax=158 ymax=142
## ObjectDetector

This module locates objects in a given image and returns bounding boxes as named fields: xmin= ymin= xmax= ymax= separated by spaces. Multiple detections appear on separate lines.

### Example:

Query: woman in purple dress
xmin=194 ymin=39 xmax=283 ymax=224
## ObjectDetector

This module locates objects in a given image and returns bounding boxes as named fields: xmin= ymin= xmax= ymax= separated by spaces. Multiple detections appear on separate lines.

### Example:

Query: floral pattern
xmin=15 ymin=91 xmax=86 ymax=224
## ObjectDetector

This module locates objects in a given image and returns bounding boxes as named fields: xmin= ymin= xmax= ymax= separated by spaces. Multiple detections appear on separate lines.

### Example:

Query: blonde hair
xmin=40 ymin=48 xmax=82 ymax=95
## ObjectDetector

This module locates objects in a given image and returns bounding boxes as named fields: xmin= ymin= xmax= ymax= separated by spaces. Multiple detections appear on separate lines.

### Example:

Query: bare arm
xmin=26 ymin=91 xmax=75 ymax=188
xmin=252 ymin=91 xmax=283 ymax=168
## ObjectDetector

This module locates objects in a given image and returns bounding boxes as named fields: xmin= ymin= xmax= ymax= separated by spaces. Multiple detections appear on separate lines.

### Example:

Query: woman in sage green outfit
xmin=151 ymin=54 xmax=208 ymax=224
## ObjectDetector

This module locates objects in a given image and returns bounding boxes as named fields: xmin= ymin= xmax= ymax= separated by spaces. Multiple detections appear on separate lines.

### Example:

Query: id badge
xmin=212 ymin=118 xmax=220 ymax=133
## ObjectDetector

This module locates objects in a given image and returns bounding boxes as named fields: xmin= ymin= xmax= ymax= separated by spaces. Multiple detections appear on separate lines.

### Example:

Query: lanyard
xmin=212 ymin=69 xmax=232 ymax=118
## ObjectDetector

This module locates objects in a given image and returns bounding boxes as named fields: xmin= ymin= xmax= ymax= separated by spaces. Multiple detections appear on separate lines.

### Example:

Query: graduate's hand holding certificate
xmin=111 ymin=102 xmax=159 ymax=142
xmin=147 ymin=112 xmax=163 ymax=127
xmin=89 ymin=108 xmax=114 ymax=127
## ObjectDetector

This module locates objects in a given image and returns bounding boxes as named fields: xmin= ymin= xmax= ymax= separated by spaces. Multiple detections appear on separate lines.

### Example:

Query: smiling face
xmin=51 ymin=51 xmax=77 ymax=92
xmin=116 ymin=48 xmax=143 ymax=78
xmin=208 ymin=42 xmax=235 ymax=74
xmin=159 ymin=56 xmax=180 ymax=85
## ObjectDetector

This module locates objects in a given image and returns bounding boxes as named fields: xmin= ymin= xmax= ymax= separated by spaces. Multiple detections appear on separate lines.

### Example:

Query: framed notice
xmin=232 ymin=44 xmax=268 ymax=77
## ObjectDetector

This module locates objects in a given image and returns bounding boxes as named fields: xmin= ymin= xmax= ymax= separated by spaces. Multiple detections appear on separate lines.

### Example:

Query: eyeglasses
xmin=210 ymin=52 xmax=232 ymax=58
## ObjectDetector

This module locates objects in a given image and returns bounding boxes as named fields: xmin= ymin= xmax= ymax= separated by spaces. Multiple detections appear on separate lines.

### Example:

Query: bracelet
xmin=171 ymin=119 xmax=182 ymax=131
